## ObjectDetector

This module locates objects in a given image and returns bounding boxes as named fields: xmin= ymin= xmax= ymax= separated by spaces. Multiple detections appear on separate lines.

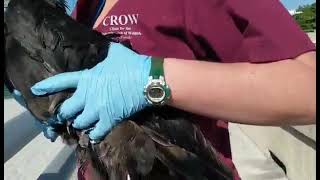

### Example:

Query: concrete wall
xmin=4 ymin=99 xmax=77 ymax=180
xmin=307 ymin=31 xmax=316 ymax=44
xmin=230 ymin=123 xmax=316 ymax=180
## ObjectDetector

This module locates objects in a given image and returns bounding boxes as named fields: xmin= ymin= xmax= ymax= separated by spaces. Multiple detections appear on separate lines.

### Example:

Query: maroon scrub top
xmin=72 ymin=0 xmax=315 ymax=179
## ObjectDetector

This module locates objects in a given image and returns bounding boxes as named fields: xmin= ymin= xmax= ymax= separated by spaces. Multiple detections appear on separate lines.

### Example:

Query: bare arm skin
xmin=164 ymin=51 xmax=316 ymax=126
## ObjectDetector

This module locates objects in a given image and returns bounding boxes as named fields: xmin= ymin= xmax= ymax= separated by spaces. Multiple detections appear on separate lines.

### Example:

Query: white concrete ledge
xmin=4 ymin=111 xmax=42 ymax=163
xmin=38 ymin=145 xmax=77 ymax=180
xmin=4 ymin=99 xmax=70 ymax=180
xmin=291 ymin=125 xmax=316 ymax=141
xmin=232 ymin=124 xmax=316 ymax=180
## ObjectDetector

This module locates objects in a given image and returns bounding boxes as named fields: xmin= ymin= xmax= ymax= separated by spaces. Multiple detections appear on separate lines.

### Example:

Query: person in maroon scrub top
xmin=36 ymin=0 xmax=317 ymax=179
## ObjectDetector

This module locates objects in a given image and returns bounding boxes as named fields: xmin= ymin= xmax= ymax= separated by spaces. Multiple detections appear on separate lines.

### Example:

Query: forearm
xmin=164 ymin=52 xmax=316 ymax=126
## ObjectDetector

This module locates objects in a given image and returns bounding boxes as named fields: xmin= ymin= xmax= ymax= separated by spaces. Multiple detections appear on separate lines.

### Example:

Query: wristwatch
xmin=143 ymin=57 xmax=171 ymax=105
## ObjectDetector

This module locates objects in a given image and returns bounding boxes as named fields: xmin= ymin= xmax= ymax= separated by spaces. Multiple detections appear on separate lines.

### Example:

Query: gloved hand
xmin=12 ymin=89 xmax=59 ymax=142
xmin=31 ymin=42 xmax=152 ymax=142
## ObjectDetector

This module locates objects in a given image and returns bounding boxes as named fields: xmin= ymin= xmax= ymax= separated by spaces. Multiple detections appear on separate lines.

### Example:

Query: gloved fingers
xmin=88 ymin=111 xmax=114 ymax=141
xmin=12 ymin=89 xmax=26 ymax=107
xmin=72 ymin=106 xmax=98 ymax=129
xmin=57 ymin=87 xmax=86 ymax=123
xmin=65 ymin=0 xmax=78 ymax=16
xmin=31 ymin=71 xmax=83 ymax=95
xmin=43 ymin=126 xmax=59 ymax=142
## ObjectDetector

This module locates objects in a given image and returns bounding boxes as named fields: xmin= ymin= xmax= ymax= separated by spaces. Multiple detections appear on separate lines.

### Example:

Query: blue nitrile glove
xmin=65 ymin=0 xmax=78 ymax=16
xmin=11 ymin=90 xmax=59 ymax=142
xmin=31 ymin=42 xmax=152 ymax=141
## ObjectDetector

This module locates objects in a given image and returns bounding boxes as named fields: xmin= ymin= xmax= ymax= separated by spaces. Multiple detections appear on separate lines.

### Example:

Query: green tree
xmin=293 ymin=3 xmax=316 ymax=32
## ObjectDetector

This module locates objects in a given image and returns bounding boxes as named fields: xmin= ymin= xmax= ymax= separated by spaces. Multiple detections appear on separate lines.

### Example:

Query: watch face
xmin=148 ymin=86 xmax=165 ymax=103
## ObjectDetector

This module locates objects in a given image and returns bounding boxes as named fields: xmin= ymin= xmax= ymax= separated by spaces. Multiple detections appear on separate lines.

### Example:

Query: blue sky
xmin=280 ymin=0 xmax=316 ymax=10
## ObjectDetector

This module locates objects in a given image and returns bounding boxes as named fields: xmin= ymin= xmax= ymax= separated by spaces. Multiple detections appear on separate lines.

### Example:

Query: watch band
xmin=150 ymin=57 xmax=164 ymax=79
xmin=145 ymin=56 xmax=171 ymax=106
